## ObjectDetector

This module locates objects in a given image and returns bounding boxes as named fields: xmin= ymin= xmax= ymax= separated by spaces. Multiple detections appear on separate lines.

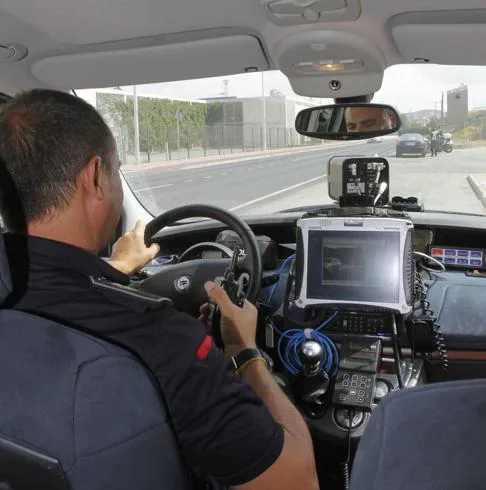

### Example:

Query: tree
xmin=96 ymin=93 xmax=209 ymax=160
xmin=398 ymin=113 xmax=428 ymax=135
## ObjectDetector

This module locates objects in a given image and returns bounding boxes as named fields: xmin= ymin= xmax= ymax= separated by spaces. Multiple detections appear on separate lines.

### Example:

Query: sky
xmin=129 ymin=64 xmax=486 ymax=113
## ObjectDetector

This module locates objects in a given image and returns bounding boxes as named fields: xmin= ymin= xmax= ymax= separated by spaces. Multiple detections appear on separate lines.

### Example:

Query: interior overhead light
xmin=315 ymin=63 xmax=346 ymax=72
xmin=295 ymin=59 xmax=363 ymax=73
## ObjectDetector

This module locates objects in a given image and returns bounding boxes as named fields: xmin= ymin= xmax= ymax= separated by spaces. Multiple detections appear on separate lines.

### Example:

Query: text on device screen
xmin=307 ymin=230 xmax=400 ymax=304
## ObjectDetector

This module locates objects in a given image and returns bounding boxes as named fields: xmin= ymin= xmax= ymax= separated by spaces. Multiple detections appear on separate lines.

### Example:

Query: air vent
xmin=262 ymin=0 xmax=361 ymax=25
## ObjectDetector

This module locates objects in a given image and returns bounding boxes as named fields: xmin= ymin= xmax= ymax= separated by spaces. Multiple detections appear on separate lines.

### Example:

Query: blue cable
xmin=267 ymin=254 xmax=296 ymax=304
xmin=272 ymin=311 xmax=339 ymax=378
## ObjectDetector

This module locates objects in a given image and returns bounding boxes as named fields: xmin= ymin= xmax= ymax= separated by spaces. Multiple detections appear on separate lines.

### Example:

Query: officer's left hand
xmin=108 ymin=220 xmax=160 ymax=276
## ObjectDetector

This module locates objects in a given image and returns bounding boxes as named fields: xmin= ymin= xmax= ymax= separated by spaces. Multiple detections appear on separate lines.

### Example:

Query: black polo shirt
xmin=3 ymin=234 xmax=284 ymax=486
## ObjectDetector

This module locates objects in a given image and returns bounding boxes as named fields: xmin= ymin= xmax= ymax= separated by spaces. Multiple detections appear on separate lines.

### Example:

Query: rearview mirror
xmin=295 ymin=103 xmax=401 ymax=140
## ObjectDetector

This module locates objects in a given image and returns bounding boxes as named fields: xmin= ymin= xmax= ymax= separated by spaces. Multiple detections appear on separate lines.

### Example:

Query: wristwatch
xmin=231 ymin=348 xmax=268 ymax=375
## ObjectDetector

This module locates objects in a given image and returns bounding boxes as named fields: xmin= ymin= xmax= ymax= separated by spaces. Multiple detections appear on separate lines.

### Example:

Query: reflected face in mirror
xmin=345 ymin=107 xmax=398 ymax=133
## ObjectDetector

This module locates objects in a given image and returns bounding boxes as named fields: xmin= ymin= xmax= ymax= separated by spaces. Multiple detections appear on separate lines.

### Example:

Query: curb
xmin=467 ymin=175 xmax=486 ymax=208
xmin=122 ymin=141 xmax=365 ymax=174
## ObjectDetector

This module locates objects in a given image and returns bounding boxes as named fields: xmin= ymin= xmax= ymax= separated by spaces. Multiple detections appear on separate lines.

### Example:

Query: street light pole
xmin=261 ymin=72 xmax=267 ymax=151
xmin=133 ymin=85 xmax=140 ymax=164
xmin=175 ymin=109 xmax=182 ymax=160
xmin=440 ymin=91 xmax=444 ymax=130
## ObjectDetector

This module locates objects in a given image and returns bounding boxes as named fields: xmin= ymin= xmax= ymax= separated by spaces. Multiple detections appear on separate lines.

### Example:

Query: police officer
xmin=430 ymin=129 xmax=439 ymax=157
xmin=0 ymin=90 xmax=319 ymax=490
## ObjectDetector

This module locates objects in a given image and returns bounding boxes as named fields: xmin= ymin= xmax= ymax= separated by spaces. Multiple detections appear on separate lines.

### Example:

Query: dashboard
xmin=144 ymin=207 xmax=486 ymax=354
xmin=141 ymin=207 xmax=486 ymax=466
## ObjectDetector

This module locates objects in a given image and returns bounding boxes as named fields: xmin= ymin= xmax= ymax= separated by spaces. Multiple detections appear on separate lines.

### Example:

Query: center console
xmin=267 ymin=213 xmax=424 ymax=443
xmin=264 ymin=157 xmax=434 ymax=452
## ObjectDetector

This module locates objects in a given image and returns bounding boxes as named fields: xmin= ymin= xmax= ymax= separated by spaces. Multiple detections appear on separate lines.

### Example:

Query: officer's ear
xmin=82 ymin=156 xmax=106 ymax=200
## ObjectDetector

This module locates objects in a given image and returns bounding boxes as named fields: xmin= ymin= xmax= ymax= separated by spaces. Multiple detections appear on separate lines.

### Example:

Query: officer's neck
xmin=28 ymin=207 xmax=102 ymax=255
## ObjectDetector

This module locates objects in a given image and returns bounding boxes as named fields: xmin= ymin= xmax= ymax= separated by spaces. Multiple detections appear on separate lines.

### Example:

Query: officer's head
xmin=344 ymin=106 xmax=398 ymax=133
xmin=0 ymin=89 xmax=122 ymax=252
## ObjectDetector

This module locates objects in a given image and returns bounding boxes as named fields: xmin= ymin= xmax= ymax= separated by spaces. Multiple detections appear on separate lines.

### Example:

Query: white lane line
xmin=230 ymin=175 xmax=326 ymax=212
xmin=258 ymin=165 xmax=263 ymax=169
xmin=134 ymin=183 xmax=174 ymax=192
xmin=204 ymin=176 xmax=211 ymax=179
xmin=185 ymin=179 xmax=193 ymax=183
xmin=222 ymin=172 xmax=228 ymax=176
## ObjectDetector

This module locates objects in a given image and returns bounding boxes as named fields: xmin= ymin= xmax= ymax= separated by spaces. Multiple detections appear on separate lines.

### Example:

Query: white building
xmin=204 ymin=95 xmax=316 ymax=148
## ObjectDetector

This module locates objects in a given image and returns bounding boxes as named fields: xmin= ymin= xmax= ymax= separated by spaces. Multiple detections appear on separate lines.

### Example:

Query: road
xmin=123 ymin=141 xmax=486 ymax=216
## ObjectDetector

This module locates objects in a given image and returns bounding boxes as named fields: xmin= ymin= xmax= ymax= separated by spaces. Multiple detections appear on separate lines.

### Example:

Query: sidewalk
xmin=121 ymin=141 xmax=359 ymax=174
xmin=467 ymin=174 xmax=486 ymax=208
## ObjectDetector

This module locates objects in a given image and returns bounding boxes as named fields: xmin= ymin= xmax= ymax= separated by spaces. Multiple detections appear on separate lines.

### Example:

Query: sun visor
xmin=390 ymin=10 xmax=486 ymax=65
xmin=31 ymin=35 xmax=269 ymax=89
xmin=276 ymin=31 xmax=385 ymax=98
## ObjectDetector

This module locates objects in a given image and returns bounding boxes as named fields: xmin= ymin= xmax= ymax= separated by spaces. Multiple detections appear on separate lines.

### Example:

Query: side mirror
xmin=295 ymin=103 xmax=401 ymax=140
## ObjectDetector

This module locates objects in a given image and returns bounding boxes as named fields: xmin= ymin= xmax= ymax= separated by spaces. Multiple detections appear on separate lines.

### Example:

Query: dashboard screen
xmin=202 ymin=250 xmax=223 ymax=259
xmin=307 ymin=230 xmax=401 ymax=304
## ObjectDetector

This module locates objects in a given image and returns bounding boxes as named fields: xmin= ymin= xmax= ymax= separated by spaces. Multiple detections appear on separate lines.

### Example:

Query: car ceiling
xmin=1 ymin=0 xmax=486 ymax=97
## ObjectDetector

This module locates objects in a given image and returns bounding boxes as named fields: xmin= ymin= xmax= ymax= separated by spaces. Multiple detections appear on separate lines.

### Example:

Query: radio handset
xmin=206 ymin=247 xmax=247 ymax=348
xmin=332 ymin=337 xmax=382 ymax=410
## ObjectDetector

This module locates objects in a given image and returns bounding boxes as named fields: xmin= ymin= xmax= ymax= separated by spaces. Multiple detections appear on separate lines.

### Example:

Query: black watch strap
xmin=231 ymin=348 xmax=267 ymax=375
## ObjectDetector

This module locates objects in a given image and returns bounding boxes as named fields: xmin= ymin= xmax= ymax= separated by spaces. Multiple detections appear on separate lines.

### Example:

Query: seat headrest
xmin=0 ymin=233 xmax=12 ymax=305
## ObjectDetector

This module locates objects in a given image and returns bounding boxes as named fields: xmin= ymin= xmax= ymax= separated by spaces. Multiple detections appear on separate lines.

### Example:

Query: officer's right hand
xmin=204 ymin=281 xmax=257 ymax=357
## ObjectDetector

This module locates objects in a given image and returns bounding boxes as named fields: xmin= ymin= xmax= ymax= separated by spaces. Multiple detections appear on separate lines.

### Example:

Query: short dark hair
xmin=0 ymin=89 xmax=115 ymax=229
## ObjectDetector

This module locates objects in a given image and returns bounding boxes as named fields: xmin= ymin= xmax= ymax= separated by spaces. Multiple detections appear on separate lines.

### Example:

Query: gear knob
xmin=300 ymin=340 xmax=323 ymax=376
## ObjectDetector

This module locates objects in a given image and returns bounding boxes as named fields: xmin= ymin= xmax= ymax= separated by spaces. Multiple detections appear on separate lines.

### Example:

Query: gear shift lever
xmin=301 ymin=340 xmax=323 ymax=376
xmin=294 ymin=340 xmax=330 ymax=417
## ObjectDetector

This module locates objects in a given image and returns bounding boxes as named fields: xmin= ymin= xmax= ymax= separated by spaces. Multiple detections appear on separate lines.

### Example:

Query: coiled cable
xmin=413 ymin=269 xmax=449 ymax=369
xmin=271 ymin=313 xmax=339 ymax=377
xmin=433 ymin=321 xmax=449 ymax=370
xmin=342 ymin=408 xmax=354 ymax=490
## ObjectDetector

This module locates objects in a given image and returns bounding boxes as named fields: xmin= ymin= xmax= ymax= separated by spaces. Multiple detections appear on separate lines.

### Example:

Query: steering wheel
xmin=139 ymin=204 xmax=263 ymax=317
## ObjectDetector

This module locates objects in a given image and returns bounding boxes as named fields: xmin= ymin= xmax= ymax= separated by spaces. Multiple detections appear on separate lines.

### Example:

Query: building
xmin=447 ymin=84 xmax=468 ymax=128
xmin=203 ymin=95 xmax=316 ymax=149
xmin=75 ymin=89 xmax=317 ymax=162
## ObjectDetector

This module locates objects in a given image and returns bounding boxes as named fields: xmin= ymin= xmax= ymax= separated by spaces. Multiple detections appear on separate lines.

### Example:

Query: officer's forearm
xmin=239 ymin=361 xmax=318 ymax=488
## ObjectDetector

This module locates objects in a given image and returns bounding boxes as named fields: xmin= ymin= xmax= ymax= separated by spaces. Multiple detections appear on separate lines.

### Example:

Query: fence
xmin=112 ymin=123 xmax=320 ymax=165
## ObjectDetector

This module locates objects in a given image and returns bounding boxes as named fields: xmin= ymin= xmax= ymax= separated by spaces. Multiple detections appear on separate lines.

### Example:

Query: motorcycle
xmin=438 ymin=133 xmax=453 ymax=153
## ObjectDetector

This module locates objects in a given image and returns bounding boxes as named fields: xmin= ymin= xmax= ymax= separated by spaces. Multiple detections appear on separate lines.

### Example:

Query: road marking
xmin=222 ymin=172 xmax=228 ymax=176
xmin=184 ymin=179 xmax=193 ymax=183
xmin=134 ymin=183 xmax=173 ymax=192
xmin=204 ymin=176 xmax=211 ymax=179
xmin=230 ymin=175 xmax=326 ymax=211
xmin=258 ymin=165 xmax=263 ymax=169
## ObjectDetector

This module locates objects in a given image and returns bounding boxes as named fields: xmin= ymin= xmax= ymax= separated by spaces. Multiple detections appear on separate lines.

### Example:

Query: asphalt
xmin=124 ymin=141 xmax=382 ymax=212
xmin=122 ymin=142 xmax=486 ymax=216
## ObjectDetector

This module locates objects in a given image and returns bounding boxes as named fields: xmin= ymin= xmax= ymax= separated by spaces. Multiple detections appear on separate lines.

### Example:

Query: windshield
xmin=79 ymin=64 xmax=486 ymax=216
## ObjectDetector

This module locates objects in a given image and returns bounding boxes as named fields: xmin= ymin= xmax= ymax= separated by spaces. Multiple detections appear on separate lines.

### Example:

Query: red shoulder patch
xmin=196 ymin=335 xmax=213 ymax=360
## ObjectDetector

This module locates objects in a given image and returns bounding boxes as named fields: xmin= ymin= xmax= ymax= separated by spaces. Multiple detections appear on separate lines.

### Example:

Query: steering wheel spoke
xmin=139 ymin=205 xmax=263 ymax=317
